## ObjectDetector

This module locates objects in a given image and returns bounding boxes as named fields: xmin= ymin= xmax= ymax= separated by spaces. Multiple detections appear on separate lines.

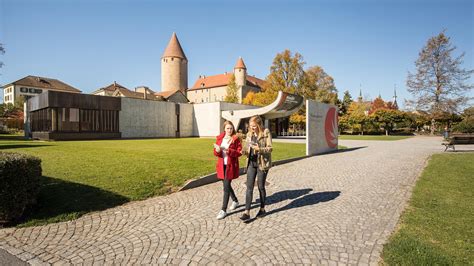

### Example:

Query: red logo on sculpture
xmin=325 ymin=107 xmax=338 ymax=148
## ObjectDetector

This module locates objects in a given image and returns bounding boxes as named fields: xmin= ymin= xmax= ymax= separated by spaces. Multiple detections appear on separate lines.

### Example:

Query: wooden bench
xmin=442 ymin=134 xmax=474 ymax=151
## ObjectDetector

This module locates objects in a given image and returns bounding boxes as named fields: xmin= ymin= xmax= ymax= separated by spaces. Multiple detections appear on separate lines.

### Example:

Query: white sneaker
xmin=229 ymin=201 xmax=239 ymax=211
xmin=216 ymin=210 xmax=226 ymax=220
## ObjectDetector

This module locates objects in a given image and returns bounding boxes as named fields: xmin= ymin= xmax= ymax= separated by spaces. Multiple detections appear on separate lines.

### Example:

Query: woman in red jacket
xmin=213 ymin=120 xmax=242 ymax=220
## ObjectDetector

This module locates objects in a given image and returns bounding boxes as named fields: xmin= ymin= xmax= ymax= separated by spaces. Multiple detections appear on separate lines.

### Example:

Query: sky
xmin=0 ymin=0 xmax=473 ymax=108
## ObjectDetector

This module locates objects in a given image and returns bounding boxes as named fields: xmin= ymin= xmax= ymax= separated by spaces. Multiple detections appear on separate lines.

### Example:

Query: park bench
xmin=442 ymin=134 xmax=474 ymax=151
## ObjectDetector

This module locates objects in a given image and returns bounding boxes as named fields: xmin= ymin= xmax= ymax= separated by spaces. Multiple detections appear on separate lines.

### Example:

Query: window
xmin=70 ymin=108 xmax=79 ymax=122
xmin=20 ymin=87 xmax=28 ymax=93
xmin=171 ymin=57 xmax=174 ymax=61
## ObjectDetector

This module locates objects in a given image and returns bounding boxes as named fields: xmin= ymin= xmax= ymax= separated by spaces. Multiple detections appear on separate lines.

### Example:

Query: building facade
xmin=2 ymin=75 xmax=81 ymax=104
xmin=187 ymin=57 xmax=265 ymax=104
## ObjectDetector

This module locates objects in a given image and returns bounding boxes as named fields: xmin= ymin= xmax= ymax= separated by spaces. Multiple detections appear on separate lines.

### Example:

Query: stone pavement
xmin=0 ymin=137 xmax=449 ymax=265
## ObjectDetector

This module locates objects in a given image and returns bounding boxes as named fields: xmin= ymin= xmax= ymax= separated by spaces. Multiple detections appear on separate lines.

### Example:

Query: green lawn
xmin=339 ymin=135 xmax=412 ymax=141
xmin=0 ymin=135 xmax=306 ymax=227
xmin=382 ymin=153 xmax=474 ymax=265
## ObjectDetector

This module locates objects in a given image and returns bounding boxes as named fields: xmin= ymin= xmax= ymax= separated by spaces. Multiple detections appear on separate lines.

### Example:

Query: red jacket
xmin=214 ymin=133 xmax=242 ymax=180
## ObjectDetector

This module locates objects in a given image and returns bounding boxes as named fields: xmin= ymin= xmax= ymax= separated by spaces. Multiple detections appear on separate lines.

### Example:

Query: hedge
xmin=0 ymin=152 xmax=42 ymax=225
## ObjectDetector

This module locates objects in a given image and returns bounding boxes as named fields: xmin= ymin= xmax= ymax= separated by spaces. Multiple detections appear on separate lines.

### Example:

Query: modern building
xmin=187 ymin=57 xmax=265 ymax=104
xmin=2 ymin=75 xmax=81 ymax=104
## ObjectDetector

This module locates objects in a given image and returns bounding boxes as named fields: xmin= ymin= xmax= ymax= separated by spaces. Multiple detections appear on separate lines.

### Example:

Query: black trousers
xmin=222 ymin=165 xmax=238 ymax=211
xmin=245 ymin=161 xmax=268 ymax=210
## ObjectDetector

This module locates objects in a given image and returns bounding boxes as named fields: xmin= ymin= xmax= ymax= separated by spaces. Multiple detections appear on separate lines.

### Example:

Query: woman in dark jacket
xmin=240 ymin=116 xmax=272 ymax=220
xmin=213 ymin=120 xmax=242 ymax=219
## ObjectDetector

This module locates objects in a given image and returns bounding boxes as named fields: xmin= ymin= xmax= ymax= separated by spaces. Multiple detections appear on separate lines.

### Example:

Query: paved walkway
xmin=0 ymin=137 xmax=450 ymax=265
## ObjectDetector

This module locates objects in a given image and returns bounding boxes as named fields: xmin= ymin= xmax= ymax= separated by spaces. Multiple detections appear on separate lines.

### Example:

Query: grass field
xmin=382 ymin=153 xmax=474 ymax=265
xmin=339 ymin=135 xmax=412 ymax=141
xmin=0 ymin=135 xmax=307 ymax=226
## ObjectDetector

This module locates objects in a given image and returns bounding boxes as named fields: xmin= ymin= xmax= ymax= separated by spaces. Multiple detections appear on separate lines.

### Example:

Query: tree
xmin=344 ymin=101 xmax=371 ymax=134
xmin=406 ymin=31 xmax=474 ymax=134
xmin=338 ymin=90 xmax=353 ymax=116
xmin=371 ymin=109 xmax=405 ymax=135
xmin=304 ymin=66 xmax=337 ymax=104
xmin=225 ymin=74 xmax=239 ymax=103
xmin=242 ymin=91 xmax=256 ymax=105
xmin=0 ymin=43 xmax=4 ymax=69
xmin=369 ymin=97 xmax=387 ymax=114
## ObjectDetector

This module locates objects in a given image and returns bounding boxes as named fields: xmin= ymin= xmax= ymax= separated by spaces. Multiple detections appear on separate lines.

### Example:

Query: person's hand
xmin=213 ymin=144 xmax=221 ymax=153
xmin=251 ymin=144 xmax=260 ymax=151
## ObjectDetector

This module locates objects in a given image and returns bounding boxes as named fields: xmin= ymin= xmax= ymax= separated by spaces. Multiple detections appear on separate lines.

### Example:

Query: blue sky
xmin=0 ymin=0 xmax=473 ymax=108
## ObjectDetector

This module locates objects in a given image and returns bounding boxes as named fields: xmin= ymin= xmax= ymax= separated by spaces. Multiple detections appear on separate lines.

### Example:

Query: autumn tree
xmin=369 ymin=97 xmax=387 ymax=114
xmin=406 ymin=31 xmax=474 ymax=134
xmin=304 ymin=66 xmax=337 ymax=104
xmin=225 ymin=74 xmax=239 ymax=103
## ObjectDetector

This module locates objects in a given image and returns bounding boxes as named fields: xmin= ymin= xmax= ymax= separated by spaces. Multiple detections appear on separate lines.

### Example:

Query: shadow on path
xmin=227 ymin=188 xmax=313 ymax=218
xmin=334 ymin=146 xmax=367 ymax=153
xmin=12 ymin=176 xmax=129 ymax=227
xmin=244 ymin=191 xmax=341 ymax=224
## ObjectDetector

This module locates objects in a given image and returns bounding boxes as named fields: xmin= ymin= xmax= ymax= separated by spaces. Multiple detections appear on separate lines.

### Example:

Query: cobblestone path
xmin=0 ymin=137 xmax=445 ymax=265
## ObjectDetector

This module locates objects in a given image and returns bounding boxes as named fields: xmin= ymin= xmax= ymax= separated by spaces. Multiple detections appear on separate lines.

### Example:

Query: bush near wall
xmin=0 ymin=152 xmax=42 ymax=225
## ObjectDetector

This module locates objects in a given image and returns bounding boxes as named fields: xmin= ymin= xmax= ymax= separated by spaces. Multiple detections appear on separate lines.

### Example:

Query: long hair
xmin=249 ymin=116 xmax=263 ymax=137
xmin=223 ymin=120 xmax=236 ymax=136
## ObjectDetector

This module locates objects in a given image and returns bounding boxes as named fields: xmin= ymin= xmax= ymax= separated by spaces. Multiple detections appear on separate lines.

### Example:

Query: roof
xmin=92 ymin=82 xmax=128 ymax=94
xmin=234 ymin=57 xmax=247 ymax=69
xmin=4 ymin=75 xmax=81 ymax=93
xmin=189 ymin=73 xmax=266 ymax=91
xmin=162 ymin=32 xmax=187 ymax=60
xmin=113 ymin=87 xmax=163 ymax=101
xmin=155 ymin=89 xmax=188 ymax=101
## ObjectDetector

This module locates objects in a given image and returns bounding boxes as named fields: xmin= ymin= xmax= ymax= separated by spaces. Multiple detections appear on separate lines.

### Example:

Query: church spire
xmin=392 ymin=84 xmax=399 ymax=109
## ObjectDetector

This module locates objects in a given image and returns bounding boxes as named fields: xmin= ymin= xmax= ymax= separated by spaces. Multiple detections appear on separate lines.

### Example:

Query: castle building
xmin=161 ymin=32 xmax=188 ymax=94
xmin=187 ymin=57 xmax=265 ymax=104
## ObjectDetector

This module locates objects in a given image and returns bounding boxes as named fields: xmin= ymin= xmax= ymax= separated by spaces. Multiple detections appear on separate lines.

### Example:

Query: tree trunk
xmin=430 ymin=119 xmax=435 ymax=135
xmin=385 ymin=129 xmax=388 ymax=136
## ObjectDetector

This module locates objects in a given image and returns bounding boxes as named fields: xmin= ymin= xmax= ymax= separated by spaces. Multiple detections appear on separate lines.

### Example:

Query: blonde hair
xmin=223 ymin=120 xmax=236 ymax=136
xmin=249 ymin=116 xmax=263 ymax=137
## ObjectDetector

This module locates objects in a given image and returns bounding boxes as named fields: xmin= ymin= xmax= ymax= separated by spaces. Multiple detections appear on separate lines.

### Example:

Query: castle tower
xmin=233 ymin=57 xmax=247 ymax=87
xmin=161 ymin=32 xmax=188 ymax=93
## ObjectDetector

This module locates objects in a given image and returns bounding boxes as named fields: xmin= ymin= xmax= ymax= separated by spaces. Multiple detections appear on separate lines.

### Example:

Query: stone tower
xmin=161 ymin=32 xmax=188 ymax=93
xmin=233 ymin=57 xmax=247 ymax=87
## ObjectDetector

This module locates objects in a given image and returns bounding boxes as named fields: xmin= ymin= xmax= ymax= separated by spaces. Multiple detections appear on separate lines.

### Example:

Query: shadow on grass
xmin=0 ymin=144 xmax=52 ymax=150
xmin=0 ymin=135 xmax=27 ymax=141
xmin=15 ymin=176 xmax=129 ymax=227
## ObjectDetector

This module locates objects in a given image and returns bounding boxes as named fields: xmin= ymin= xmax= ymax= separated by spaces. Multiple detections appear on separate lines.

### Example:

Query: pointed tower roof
xmin=392 ymin=86 xmax=399 ymax=109
xmin=234 ymin=57 xmax=247 ymax=69
xmin=162 ymin=32 xmax=187 ymax=60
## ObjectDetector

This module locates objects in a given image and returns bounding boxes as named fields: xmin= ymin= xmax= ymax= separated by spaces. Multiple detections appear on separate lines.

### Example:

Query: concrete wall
xmin=306 ymin=100 xmax=339 ymax=155
xmin=178 ymin=103 xmax=194 ymax=137
xmin=192 ymin=101 xmax=258 ymax=137
xmin=120 ymin=97 xmax=193 ymax=138
xmin=192 ymin=102 xmax=222 ymax=137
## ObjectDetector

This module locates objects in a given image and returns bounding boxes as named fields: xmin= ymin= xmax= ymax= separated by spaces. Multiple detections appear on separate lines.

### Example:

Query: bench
xmin=442 ymin=134 xmax=474 ymax=151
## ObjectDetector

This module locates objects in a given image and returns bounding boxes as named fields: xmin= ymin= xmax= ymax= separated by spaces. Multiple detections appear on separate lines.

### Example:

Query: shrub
xmin=0 ymin=152 xmax=42 ymax=225
xmin=452 ymin=120 xmax=474 ymax=133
